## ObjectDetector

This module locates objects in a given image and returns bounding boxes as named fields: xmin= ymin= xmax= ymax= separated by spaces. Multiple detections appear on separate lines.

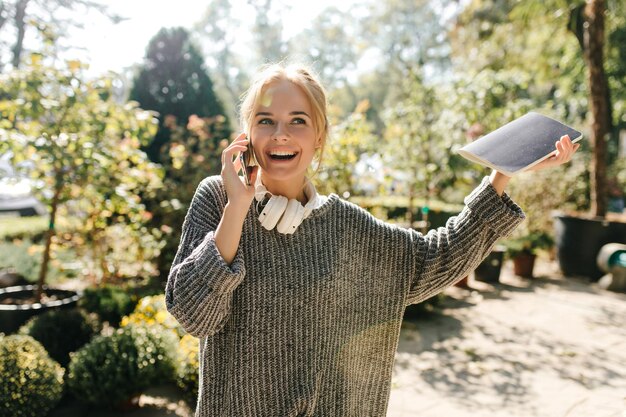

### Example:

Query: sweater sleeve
xmin=165 ymin=176 xmax=246 ymax=337
xmin=405 ymin=176 xmax=525 ymax=305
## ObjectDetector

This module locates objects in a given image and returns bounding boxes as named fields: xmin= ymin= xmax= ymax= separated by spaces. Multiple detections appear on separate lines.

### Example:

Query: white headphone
xmin=254 ymin=175 xmax=320 ymax=235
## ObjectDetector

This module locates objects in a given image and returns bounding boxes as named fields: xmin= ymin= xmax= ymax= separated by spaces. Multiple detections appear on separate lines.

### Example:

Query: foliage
xmin=381 ymin=69 xmax=473 ymax=222
xmin=78 ymin=285 xmax=136 ymax=326
xmin=503 ymin=231 xmax=555 ymax=258
xmin=67 ymin=324 xmax=178 ymax=407
xmin=176 ymin=334 xmax=199 ymax=404
xmin=289 ymin=7 xmax=361 ymax=92
xmin=18 ymin=308 xmax=101 ymax=367
xmin=130 ymin=27 xmax=230 ymax=279
xmin=0 ymin=217 xmax=48 ymax=242
xmin=452 ymin=0 xmax=626 ymax=216
xmin=0 ymin=0 xmax=118 ymax=71
xmin=129 ymin=27 xmax=228 ymax=163
xmin=0 ymin=239 xmax=67 ymax=284
xmin=121 ymin=294 xmax=184 ymax=339
xmin=193 ymin=0 xmax=249 ymax=122
xmin=0 ymin=57 xmax=165 ymax=290
xmin=316 ymin=100 xmax=378 ymax=197
xmin=0 ymin=334 xmax=64 ymax=417
xmin=146 ymin=114 xmax=228 ymax=279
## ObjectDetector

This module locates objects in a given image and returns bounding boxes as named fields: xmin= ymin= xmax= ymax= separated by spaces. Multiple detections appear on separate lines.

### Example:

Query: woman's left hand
xmin=529 ymin=135 xmax=580 ymax=171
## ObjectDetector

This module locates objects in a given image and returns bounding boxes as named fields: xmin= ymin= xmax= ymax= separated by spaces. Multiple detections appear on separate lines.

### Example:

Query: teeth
xmin=269 ymin=151 xmax=296 ymax=156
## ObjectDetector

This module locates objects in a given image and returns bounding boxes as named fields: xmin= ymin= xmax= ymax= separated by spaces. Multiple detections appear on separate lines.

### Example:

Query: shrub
xmin=176 ymin=334 xmax=199 ymax=403
xmin=503 ymin=231 xmax=555 ymax=258
xmin=67 ymin=324 xmax=178 ymax=407
xmin=18 ymin=308 xmax=101 ymax=367
xmin=121 ymin=294 xmax=185 ymax=338
xmin=0 ymin=334 xmax=64 ymax=417
xmin=78 ymin=285 xmax=136 ymax=326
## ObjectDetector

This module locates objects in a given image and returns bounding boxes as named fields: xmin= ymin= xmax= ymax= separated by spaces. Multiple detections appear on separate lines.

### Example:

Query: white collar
xmin=254 ymin=174 xmax=325 ymax=218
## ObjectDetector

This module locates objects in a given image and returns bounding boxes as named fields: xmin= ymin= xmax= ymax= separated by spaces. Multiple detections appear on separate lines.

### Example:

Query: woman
xmin=166 ymin=63 xmax=579 ymax=416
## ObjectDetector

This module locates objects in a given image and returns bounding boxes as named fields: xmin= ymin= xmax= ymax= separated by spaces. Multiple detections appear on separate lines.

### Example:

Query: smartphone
xmin=239 ymin=137 xmax=256 ymax=186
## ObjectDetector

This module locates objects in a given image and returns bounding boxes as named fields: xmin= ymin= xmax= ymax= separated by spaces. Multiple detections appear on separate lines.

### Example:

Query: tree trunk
xmin=11 ymin=0 xmax=29 ymax=69
xmin=35 ymin=183 xmax=61 ymax=301
xmin=583 ymin=0 xmax=609 ymax=218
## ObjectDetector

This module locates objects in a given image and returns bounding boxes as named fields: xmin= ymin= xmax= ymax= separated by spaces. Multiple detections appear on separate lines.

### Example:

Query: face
xmin=249 ymin=79 xmax=319 ymax=185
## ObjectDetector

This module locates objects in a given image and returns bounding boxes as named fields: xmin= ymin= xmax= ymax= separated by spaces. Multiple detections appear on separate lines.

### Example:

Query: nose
xmin=271 ymin=122 xmax=289 ymax=142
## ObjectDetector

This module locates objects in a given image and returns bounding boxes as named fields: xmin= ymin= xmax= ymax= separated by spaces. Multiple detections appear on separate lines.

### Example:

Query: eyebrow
xmin=255 ymin=111 xmax=311 ymax=118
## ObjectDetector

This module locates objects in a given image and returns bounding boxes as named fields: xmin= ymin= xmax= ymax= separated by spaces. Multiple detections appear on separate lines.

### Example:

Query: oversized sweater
xmin=165 ymin=175 xmax=525 ymax=417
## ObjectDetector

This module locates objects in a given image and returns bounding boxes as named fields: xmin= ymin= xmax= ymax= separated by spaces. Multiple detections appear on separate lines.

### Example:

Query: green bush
xmin=18 ymin=308 xmax=101 ymax=367
xmin=176 ymin=334 xmax=199 ymax=404
xmin=67 ymin=324 xmax=178 ymax=407
xmin=78 ymin=285 xmax=136 ymax=326
xmin=0 ymin=217 xmax=47 ymax=242
xmin=0 ymin=334 xmax=64 ymax=417
xmin=0 ymin=239 xmax=75 ymax=284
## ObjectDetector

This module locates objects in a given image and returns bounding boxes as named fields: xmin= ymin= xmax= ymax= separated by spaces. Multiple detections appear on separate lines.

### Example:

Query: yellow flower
xmin=155 ymin=311 xmax=168 ymax=324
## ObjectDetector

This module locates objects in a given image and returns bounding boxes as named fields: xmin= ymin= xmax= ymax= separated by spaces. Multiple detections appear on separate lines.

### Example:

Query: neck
xmin=261 ymin=173 xmax=308 ymax=205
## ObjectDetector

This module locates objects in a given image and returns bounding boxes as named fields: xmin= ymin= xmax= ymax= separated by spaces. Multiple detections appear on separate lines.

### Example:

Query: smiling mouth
xmin=268 ymin=152 xmax=298 ymax=161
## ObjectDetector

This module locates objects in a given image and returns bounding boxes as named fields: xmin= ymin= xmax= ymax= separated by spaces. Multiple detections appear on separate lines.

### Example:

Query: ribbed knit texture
xmin=166 ymin=175 xmax=525 ymax=417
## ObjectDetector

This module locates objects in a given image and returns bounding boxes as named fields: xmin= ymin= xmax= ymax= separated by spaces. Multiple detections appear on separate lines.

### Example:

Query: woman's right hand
xmin=221 ymin=133 xmax=259 ymax=211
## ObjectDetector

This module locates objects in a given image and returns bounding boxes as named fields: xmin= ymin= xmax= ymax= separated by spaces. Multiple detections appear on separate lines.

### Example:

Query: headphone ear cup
xmin=277 ymin=199 xmax=306 ymax=235
xmin=259 ymin=195 xmax=288 ymax=230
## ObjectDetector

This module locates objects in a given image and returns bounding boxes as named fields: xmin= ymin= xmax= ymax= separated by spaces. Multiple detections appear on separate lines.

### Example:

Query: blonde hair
xmin=239 ymin=63 xmax=329 ymax=174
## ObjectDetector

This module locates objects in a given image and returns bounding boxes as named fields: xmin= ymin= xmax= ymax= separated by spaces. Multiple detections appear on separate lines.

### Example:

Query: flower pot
xmin=553 ymin=214 xmax=626 ymax=280
xmin=0 ymin=285 xmax=80 ymax=334
xmin=513 ymin=253 xmax=536 ymax=278
xmin=474 ymin=246 xmax=505 ymax=283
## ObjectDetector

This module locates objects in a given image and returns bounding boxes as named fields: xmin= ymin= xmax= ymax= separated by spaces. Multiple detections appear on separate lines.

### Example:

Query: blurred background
xmin=0 ymin=0 xmax=625 ymax=416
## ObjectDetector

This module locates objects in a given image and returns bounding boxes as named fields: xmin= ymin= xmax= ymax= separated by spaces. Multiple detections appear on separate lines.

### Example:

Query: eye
xmin=292 ymin=117 xmax=306 ymax=125
xmin=258 ymin=118 xmax=274 ymax=125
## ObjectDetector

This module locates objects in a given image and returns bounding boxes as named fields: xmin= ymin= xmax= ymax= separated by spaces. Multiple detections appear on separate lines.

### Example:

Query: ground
xmin=50 ymin=258 xmax=626 ymax=417
xmin=389 ymin=259 xmax=626 ymax=417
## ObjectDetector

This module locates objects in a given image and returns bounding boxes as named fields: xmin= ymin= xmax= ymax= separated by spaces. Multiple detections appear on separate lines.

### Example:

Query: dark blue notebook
xmin=458 ymin=112 xmax=583 ymax=176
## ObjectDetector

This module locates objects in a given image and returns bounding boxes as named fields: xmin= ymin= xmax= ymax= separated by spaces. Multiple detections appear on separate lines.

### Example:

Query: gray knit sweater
xmin=165 ymin=175 xmax=525 ymax=417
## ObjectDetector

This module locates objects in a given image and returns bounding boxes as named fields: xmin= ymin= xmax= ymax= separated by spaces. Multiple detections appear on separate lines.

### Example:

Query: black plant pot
xmin=553 ymin=214 xmax=626 ymax=280
xmin=474 ymin=246 xmax=505 ymax=283
xmin=0 ymin=285 xmax=81 ymax=334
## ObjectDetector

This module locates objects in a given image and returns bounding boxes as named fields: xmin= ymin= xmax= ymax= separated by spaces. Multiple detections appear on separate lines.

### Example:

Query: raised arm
xmin=405 ymin=177 xmax=525 ymax=305
xmin=165 ymin=176 xmax=246 ymax=337
xmin=405 ymin=134 xmax=579 ymax=304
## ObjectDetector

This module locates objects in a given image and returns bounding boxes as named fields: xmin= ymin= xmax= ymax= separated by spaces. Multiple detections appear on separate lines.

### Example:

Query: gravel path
xmin=387 ymin=259 xmax=626 ymax=417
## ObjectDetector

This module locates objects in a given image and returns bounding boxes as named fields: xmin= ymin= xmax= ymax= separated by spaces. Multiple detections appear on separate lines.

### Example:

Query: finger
xmin=233 ymin=154 xmax=242 ymax=172
xmin=221 ymin=145 xmax=248 ymax=175
xmin=249 ymin=166 xmax=259 ymax=186
xmin=555 ymin=140 xmax=564 ymax=158
xmin=231 ymin=132 xmax=249 ymax=145
xmin=233 ymin=132 xmax=247 ymax=142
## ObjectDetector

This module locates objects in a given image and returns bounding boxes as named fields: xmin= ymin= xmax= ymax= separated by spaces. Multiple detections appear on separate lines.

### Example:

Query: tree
xmin=316 ymin=100 xmax=378 ymax=197
xmin=453 ymin=0 xmax=626 ymax=217
xmin=289 ymin=7 xmax=361 ymax=92
xmin=382 ymin=69 xmax=459 ymax=225
xmin=129 ymin=27 xmax=228 ymax=164
xmin=247 ymin=0 xmax=287 ymax=64
xmin=581 ymin=0 xmax=610 ymax=216
xmin=0 ymin=57 xmax=163 ymax=296
xmin=0 ymin=0 xmax=120 ymax=71
xmin=194 ymin=0 xmax=249 ymax=124
xmin=149 ymin=114 xmax=228 ymax=278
